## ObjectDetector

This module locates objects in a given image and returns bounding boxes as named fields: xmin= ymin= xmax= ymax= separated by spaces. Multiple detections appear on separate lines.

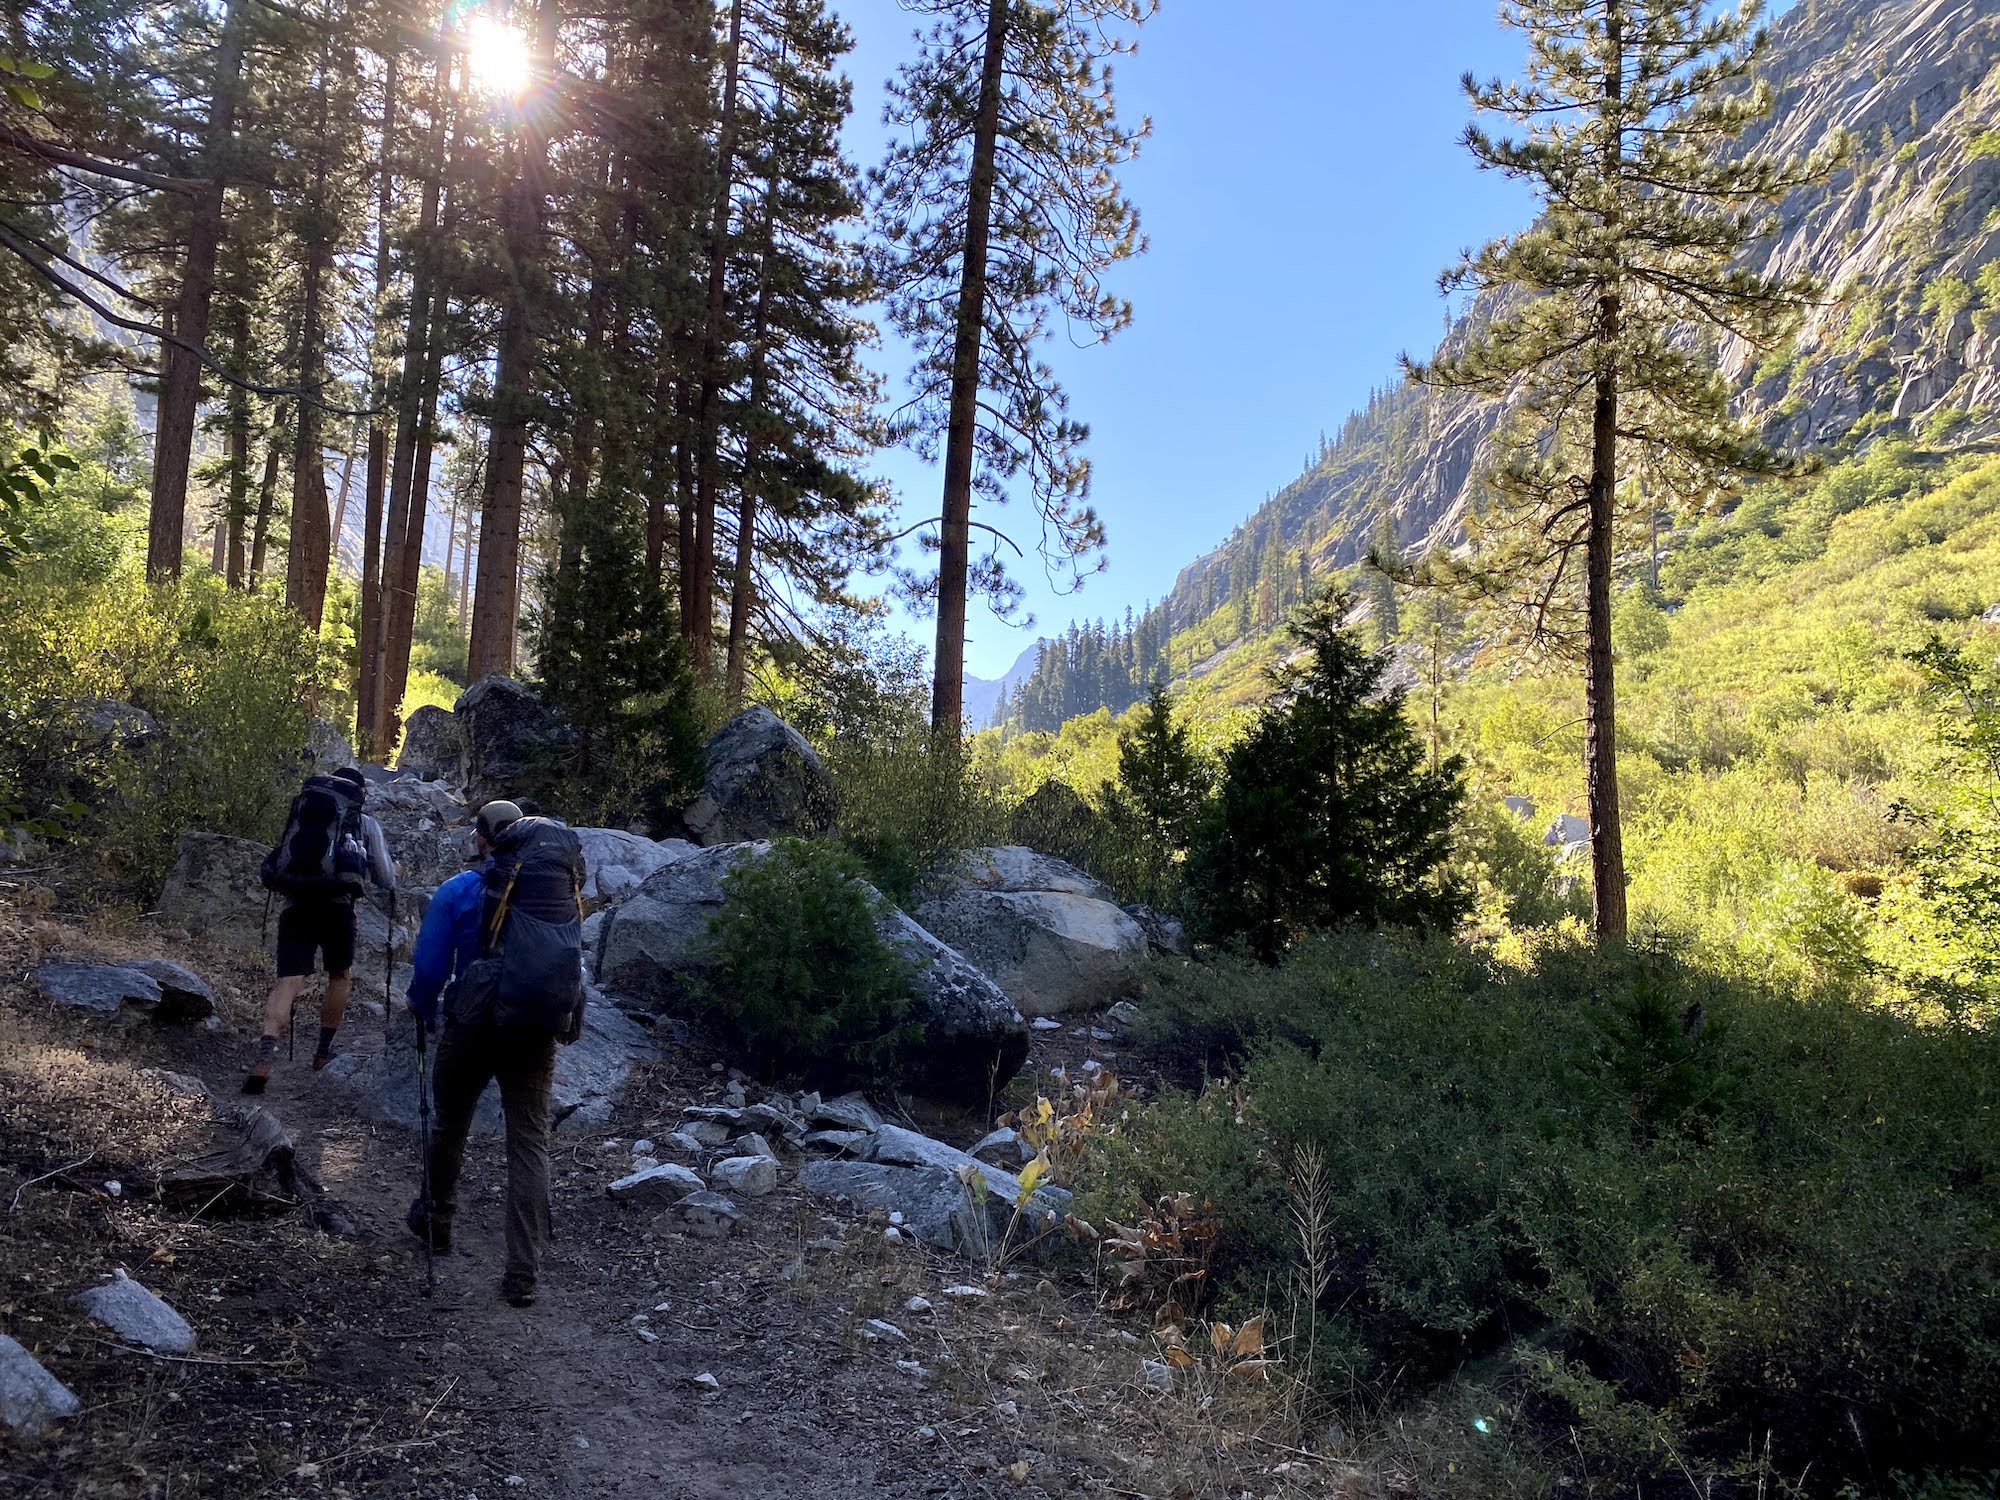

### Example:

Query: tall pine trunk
xmin=222 ymin=307 xmax=251 ymax=586
xmin=283 ymin=73 xmax=335 ymax=630
xmin=371 ymin=53 xmax=451 ymax=746
xmin=355 ymin=50 xmax=398 ymax=759
xmin=1585 ymin=8 xmax=1628 ymax=943
xmin=689 ymin=0 xmax=746 ymax=678
xmin=724 ymin=133 xmax=787 ymax=708
xmin=932 ymin=0 xmax=1009 ymax=735
xmin=468 ymin=0 xmax=559 ymax=681
xmin=146 ymin=0 xmax=248 ymax=583
xmin=249 ymin=418 xmax=282 ymax=580
xmin=380 ymin=322 xmax=445 ymax=751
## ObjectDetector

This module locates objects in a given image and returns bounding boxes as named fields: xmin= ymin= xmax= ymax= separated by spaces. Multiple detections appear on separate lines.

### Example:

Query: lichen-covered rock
xmin=1121 ymin=903 xmax=1190 ymax=957
xmin=303 ymin=716 xmax=358 ymax=776
xmin=395 ymin=704 xmax=462 ymax=783
xmin=594 ymin=843 xmax=766 ymax=1006
xmin=914 ymin=850 xmax=1148 ymax=1018
xmin=364 ymin=778 xmax=474 ymax=892
xmin=454 ymin=675 xmax=574 ymax=807
xmin=574 ymin=827 xmax=693 ymax=903
xmin=680 ymin=706 xmax=835 ymax=846
xmin=36 ymin=963 xmax=160 ymax=1025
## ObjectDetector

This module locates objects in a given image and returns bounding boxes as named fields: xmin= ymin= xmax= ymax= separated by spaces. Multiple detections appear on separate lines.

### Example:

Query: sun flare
xmin=463 ymin=14 xmax=531 ymax=100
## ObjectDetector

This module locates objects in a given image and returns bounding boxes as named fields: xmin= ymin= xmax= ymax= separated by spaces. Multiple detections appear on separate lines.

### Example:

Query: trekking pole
xmin=384 ymin=889 xmax=396 ymax=1055
xmin=416 ymin=1019 xmax=435 ymax=1299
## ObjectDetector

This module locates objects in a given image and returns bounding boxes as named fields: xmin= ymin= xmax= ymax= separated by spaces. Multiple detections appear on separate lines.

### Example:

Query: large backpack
xmin=260 ymin=776 xmax=369 ymax=899
xmin=448 ymin=817 xmax=588 ymax=1041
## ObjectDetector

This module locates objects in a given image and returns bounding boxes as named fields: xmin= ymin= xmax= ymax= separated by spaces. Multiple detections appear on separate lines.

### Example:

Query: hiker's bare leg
xmin=261 ymin=974 xmax=308 ymax=1041
xmin=321 ymin=972 xmax=352 ymax=1032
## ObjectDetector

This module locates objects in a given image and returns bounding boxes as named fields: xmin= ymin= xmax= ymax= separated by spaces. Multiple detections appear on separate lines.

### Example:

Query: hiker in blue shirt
xmin=404 ymin=800 xmax=582 ymax=1308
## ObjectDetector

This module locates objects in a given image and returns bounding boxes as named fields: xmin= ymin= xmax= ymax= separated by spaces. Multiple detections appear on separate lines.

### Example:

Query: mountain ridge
xmin=996 ymin=0 xmax=2000 ymax=730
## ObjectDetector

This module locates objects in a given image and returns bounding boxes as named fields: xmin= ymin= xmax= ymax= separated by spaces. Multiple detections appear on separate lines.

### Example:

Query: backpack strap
xmin=486 ymin=868 xmax=521 ymax=952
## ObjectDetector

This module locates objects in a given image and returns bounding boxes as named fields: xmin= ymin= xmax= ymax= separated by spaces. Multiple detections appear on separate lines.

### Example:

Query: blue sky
xmin=834 ymin=0 xmax=1538 ymax=679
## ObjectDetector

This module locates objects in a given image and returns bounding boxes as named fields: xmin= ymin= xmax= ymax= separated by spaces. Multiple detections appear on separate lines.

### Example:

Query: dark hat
xmin=332 ymin=766 xmax=366 ymax=789
xmin=476 ymin=800 xmax=524 ymax=841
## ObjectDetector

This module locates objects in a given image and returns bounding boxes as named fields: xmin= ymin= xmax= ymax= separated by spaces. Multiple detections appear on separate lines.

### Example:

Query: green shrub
xmin=695 ymin=839 xmax=921 ymax=1088
xmin=1087 ymin=936 xmax=2000 ymax=1491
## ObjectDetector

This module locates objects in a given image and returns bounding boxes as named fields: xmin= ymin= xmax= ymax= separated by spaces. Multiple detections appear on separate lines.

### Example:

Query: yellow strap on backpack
xmin=487 ymin=869 xmax=521 ymax=950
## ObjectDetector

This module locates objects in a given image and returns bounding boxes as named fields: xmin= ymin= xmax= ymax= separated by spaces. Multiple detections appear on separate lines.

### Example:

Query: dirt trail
xmin=2 ymin=906 xmax=1330 ymax=1500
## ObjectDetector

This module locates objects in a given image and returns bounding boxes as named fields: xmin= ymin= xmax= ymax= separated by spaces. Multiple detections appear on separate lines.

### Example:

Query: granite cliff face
xmin=1129 ymin=0 xmax=1999 ymax=691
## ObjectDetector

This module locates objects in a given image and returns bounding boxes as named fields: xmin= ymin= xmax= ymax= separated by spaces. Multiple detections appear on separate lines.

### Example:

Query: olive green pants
xmin=425 ymin=1022 xmax=557 ymax=1285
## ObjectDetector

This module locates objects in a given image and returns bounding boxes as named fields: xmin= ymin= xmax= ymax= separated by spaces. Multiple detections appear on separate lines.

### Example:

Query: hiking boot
xmin=406 ymin=1198 xmax=452 ymax=1253
xmin=241 ymin=1061 xmax=271 ymax=1095
xmin=310 ymin=1046 xmax=335 ymax=1071
xmin=500 ymin=1273 xmax=537 ymax=1307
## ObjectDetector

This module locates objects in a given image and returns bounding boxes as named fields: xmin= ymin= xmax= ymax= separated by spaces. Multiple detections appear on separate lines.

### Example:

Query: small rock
xmin=1103 ymin=1000 xmax=1144 ymax=1032
xmin=667 ymin=1130 xmax=708 ymax=1155
xmin=504 ymin=1478 xmax=527 ymax=1490
xmin=735 ymin=1132 xmax=781 ymax=1162
xmin=691 ymin=1372 xmax=721 ymax=1392
xmin=676 ymin=1191 xmax=741 ymax=1239
xmin=1140 ymin=1359 xmax=1176 ymax=1393
xmin=859 ymin=1319 xmax=907 ymax=1342
xmin=681 ymin=1120 xmax=734 ymax=1147
xmin=905 ymin=1296 xmax=933 ymax=1314
xmin=993 ymin=1399 xmax=1019 ymax=1420
xmin=897 ymin=1359 xmax=929 ymax=1377
xmin=104 ymin=1181 xmax=122 ymax=1199
xmin=970 ymin=1127 xmax=1028 ymax=1167
xmin=709 ymin=1156 xmax=778 ymax=1197
xmin=883 ymin=1227 xmax=904 ymax=1245
xmin=1088 ymin=1028 xmax=1115 ymax=1043
xmin=631 ymin=1138 xmax=656 ymax=1156
xmin=941 ymin=1284 xmax=989 ymax=1300
xmin=1030 ymin=1017 xmax=1062 ymax=1031
xmin=606 ymin=1162 xmax=705 ymax=1207
xmin=74 ymin=1269 xmax=196 ymax=1354
xmin=808 ymin=1093 xmax=884 ymax=1133
xmin=633 ymin=1328 xmax=659 ymax=1344
xmin=0 ymin=1333 xmax=80 ymax=1436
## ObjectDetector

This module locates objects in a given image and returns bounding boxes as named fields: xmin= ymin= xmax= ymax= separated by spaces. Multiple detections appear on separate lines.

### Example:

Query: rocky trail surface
xmin=0 ymin=898 xmax=1329 ymax=1500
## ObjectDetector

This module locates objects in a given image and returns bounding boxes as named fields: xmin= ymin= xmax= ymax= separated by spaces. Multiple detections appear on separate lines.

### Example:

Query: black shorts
xmin=274 ymin=899 xmax=357 ymax=979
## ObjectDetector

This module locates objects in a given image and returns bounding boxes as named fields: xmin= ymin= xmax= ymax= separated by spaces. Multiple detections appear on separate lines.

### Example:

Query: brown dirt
xmin=0 ymin=888 xmax=1352 ymax=1500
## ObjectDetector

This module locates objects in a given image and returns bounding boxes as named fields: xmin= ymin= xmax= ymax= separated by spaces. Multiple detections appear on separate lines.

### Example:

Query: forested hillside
xmin=1002 ymin=0 xmax=2000 ymax=722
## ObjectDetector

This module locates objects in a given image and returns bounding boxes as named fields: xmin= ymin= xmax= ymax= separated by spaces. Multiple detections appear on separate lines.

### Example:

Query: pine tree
xmin=1408 ymin=0 xmax=1833 ymax=944
xmin=870 ymin=0 xmax=1152 ymax=734
xmin=1187 ymin=590 xmax=1468 ymax=961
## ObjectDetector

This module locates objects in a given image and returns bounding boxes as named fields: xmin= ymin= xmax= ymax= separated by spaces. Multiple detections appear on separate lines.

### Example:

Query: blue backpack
xmin=447 ymin=817 xmax=587 ymax=1041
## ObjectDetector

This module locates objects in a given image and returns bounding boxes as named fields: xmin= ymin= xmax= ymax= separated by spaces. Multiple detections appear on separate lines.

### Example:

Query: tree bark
xmin=689 ymin=0 xmax=746 ymax=676
xmin=249 ymin=419 xmax=282 ymax=580
xmin=468 ymin=0 xmax=559 ymax=681
xmin=146 ymin=0 xmax=248 ymax=584
xmin=931 ymin=0 xmax=1010 ymax=735
xmin=1586 ymin=8 xmax=1629 ymax=944
xmin=675 ymin=375 xmax=696 ymax=630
